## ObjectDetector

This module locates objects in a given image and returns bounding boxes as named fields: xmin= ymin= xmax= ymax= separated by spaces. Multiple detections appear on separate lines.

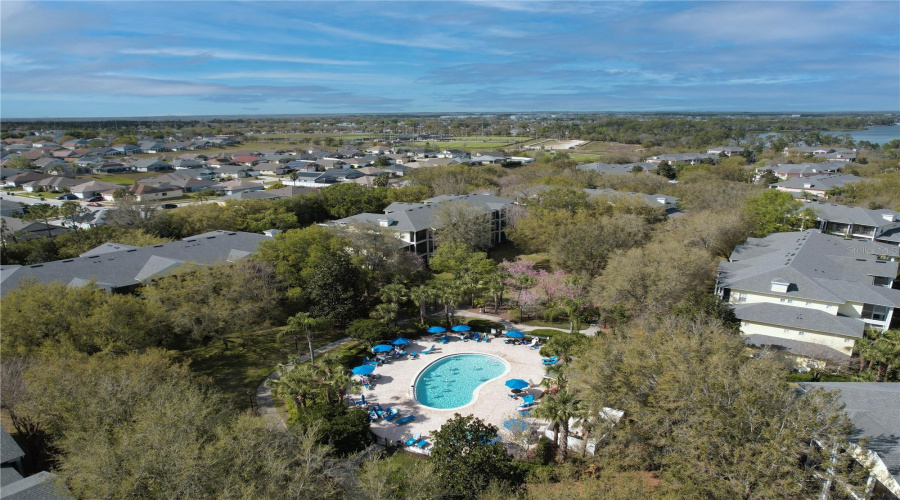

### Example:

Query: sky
xmin=1 ymin=1 xmax=898 ymax=118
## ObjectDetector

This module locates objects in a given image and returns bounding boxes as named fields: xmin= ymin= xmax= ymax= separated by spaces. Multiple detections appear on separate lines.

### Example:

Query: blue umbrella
xmin=426 ymin=326 xmax=446 ymax=334
xmin=351 ymin=365 xmax=375 ymax=375
xmin=503 ymin=418 xmax=529 ymax=432
xmin=451 ymin=325 xmax=471 ymax=332
xmin=505 ymin=379 xmax=529 ymax=390
xmin=504 ymin=330 xmax=525 ymax=338
xmin=372 ymin=344 xmax=394 ymax=353
xmin=391 ymin=338 xmax=410 ymax=346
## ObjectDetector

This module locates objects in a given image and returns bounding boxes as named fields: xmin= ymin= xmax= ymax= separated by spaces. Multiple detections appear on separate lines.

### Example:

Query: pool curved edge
xmin=411 ymin=353 xmax=511 ymax=412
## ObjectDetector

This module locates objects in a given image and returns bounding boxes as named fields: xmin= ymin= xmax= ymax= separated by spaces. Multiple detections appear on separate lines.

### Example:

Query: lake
xmin=819 ymin=125 xmax=899 ymax=145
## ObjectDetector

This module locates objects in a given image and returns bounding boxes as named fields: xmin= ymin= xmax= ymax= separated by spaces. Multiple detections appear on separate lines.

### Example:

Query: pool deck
xmin=361 ymin=335 xmax=548 ymax=450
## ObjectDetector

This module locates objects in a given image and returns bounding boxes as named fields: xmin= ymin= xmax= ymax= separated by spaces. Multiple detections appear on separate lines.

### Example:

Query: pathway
xmin=255 ymin=336 xmax=353 ymax=430
xmin=451 ymin=309 xmax=600 ymax=336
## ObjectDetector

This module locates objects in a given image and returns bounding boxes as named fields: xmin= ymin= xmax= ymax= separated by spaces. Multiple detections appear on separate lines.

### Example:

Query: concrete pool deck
xmin=361 ymin=335 xmax=548 ymax=450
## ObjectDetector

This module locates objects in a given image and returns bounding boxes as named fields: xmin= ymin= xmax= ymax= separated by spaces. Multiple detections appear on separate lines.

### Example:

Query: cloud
xmin=119 ymin=48 xmax=369 ymax=66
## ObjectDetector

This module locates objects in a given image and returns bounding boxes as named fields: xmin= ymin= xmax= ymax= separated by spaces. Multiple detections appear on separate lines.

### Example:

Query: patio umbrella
xmin=391 ymin=338 xmax=410 ymax=346
xmin=372 ymin=344 xmax=394 ymax=353
xmin=451 ymin=325 xmax=471 ymax=332
xmin=505 ymin=379 xmax=529 ymax=390
xmin=426 ymin=326 xmax=446 ymax=334
xmin=503 ymin=418 xmax=530 ymax=433
xmin=351 ymin=365 xmax=375 ymax=375
xmin=504 ymin=330 xmax=525 ymax=338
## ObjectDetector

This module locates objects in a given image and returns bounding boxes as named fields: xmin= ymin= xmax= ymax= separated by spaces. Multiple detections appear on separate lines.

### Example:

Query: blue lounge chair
xmin=368 ymin=410 xmax=380 ymax=421
xmin=409 ymin=351 xmax=420 ymax=359
xmin=396 ymin=415 xmax=416 ymax=425
xmin=518 ymin=395 xmax=535 ymax=409
xmin=383 ymin=407 xmax=399 ymax=421
xmin=405 ymin=433 xmax=421 ymax=446
xmin=542 ymin=355 xmax=559 ymax=365
xmin=416 ymin=440 xmax=429 ymax=449
xmin=439 ymin=335 xmax=449 ymax=344
xmin=363 ymin=358 xmax=379 ymax=366
xmin=421 ymin=345 xmax=436 ymax=354
xmin=471 ymin=332 xmax=481 ymax=342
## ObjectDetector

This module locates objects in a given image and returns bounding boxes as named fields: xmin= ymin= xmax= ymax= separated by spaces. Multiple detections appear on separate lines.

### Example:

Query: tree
xmin=256 ymin=226 xmax=346 ymax=298
xmin=318 ymin=183 xmax=387 ymax=219
xmin=569 ymin=316 xmax=862 ymax=499
xmin=429 ymin=414 xmax=523 ymax=499
xmin=656 ymin=161 xmax=676 ymax=179
xmin=304 ymin=251 xmax=364 ymax=328
xmin=345 ymin=319 xmax=398 ymax=347
xmin=408 ymin=285 xmax=435 ymax=325
xmin=432 ymin=200 xmax=492 ymax=251
xmin=5 ymin=155 xmax=33 ymax=170
xmin=282 ymin=312 xmax=330 ymax=364
xmin=552 ymin=214 xmax=649 ymax=278
xmin=333 ymin=222 xmax=424 ymax=292
xmin=534 ymin=389 xmax=583 ymax=460
xmin=355 ymin=452 xmax=440 ymax=500
xmin=105 ymin=193 xmax=164 ymax=233
xmin=744 ymin=190 xmax=803 ymax=237
xmin=542 ymin=331 xmax=585 ymax=364
xmin=21 ymin=203 xmax=59 ymax=238
xmin=195 ymin=187 xmax=218 ymax=203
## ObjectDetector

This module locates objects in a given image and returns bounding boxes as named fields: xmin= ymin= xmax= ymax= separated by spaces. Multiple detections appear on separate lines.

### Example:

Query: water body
xmin=818 ymin=125 xmax=899 ymax=145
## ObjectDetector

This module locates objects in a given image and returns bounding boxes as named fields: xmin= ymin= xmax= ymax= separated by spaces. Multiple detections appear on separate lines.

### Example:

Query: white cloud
xmin=119 ymin=48 xmax=369 ymax=66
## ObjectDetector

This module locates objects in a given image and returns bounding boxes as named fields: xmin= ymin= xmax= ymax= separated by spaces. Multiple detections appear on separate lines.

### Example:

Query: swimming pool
xmin=414 ymin=354 xmax=508 ymax=409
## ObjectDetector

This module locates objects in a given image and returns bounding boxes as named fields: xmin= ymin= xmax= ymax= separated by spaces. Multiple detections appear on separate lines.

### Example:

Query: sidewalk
xmin=450 ymin=309 xmax=600 ymax=336
xmin=255 ymin=336 xmax=354 ymax=430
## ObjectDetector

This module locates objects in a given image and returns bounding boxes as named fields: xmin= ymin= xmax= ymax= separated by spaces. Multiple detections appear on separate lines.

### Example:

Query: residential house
xmin=715 ymin=230 xmax=900 ymax=362
xmin=1 ymin=424 xmax=74 ymax=499
xmin=316 ymin=158 xmax=347 ymax=169
xmin=1 ymin=216 xmax=71 ymax=242
xmin=469 ymin=153 xmax=507 ymax=165
xmin=758 ymin=161 xmax=846 ymax=180
xmin=4 ymin=171 xmax=52 ymax=188
xmin=73 ymin=157 xmax=105 ymax=169
xmin=786 ymin=146 xmax=856 ymax=157
xmin=771 ymin=174 xmax=862 ymax=199
xmin=646 ymin=153 xmax=717 ymax=165
xmin=805 ymin=201 xmax=900 ymax=247
xmin=233 ymin=155 xmax=263 ymax=166
xmin=22 ymin=176 xmax=81 ymax=193
xmin=285 ymin=160 xmax=321 ymax=172
xmin=0 ymin=230 xmax=274 ymax=295
xmin=0 ymin=167 xmax=26 ymax=181
xmin=33 ymin=158 xmax=70 ymax=172
xmin=178 ymin=154 xmax=209 ymax=162
xmin=334 ymin=193 xmax=516 ymax=259
xmin=137 ymin=141 xmax=168 ymax=154
xmin=215 ymin=164 xmax=254 ymax=179
xmin=366 ymin=145 xmax=391 ymax=154
xmin=410 ymin=157 xmax=463 ymax=168
xmin=576 ymin=161 xmax=657 ymax=174
xmin=214 ymin=179 xmax=264 ymax=195
xmin=130 ymin=158 xmax=172 ymax=172
xmin=438 ymin=149 xmax=470 ymax=159
xmin=171 ymin=159 xmax=205 ymax=170
xmin=111 ymin=144 xmax=141 ymax=155
xmin=70 ymin=180 xmax=123 ymax=199
xmin=344 ymin=157 xmax=373 ymax=168
xmin=796 ymin=383 xmax=900 ymax=499
xmin=706 ymin=146 xmax=747 ymax=156
xmin=289 ymin=171 xmax=341 ymax=187
xmin=0 ymin=199 xmax=27 ymax=217
xmin=816 ymin=151 xmax=857 ymax=162
xmin=51 ymin=149 xmax=80 ymax=159
xmin=61 ymin=139 xmax=89 ymax=149
xmin=255 ymin=162 xmax=292 ymax=176
xmin=128 ymin=183 xmax=181 ymax=202
xmin=21 ymin=149 xmax=45 ymax=161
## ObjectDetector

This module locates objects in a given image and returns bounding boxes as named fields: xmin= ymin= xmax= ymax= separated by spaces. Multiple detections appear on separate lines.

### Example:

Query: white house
xmin=716 ymin=230 xmax=900 ymax=362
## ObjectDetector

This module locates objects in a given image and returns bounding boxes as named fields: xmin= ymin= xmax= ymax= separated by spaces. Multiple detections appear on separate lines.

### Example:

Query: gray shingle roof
xmin=743 ymin=334 xmax=852 ymax=362
xmin=797 ymin=382 xmax=900 ymax=485
xmin=1 ymin=466 xmax=24 ymax=487
xmin=719 ymin=230 xmax=900 ymax=307
xmin=576 ymin=162 xmax=656 ymax=174
xmin=0 ymin=231 xmax=271 ymax=296
xmin=805 ymin=201 xmax=900 ymax=229
xmin=733 ymin=302 xmax=864 ymax=338
xmin=772 ymin=174 xmax=862 ymax=191
xmin=0 ymin=471 xmax=73 ymax=499
xmin=423 ymin=193 xmax=516 ymax=212
xmin=584 ymin=188 xmax=679 ymax=210
xmin=1 ymin=425 xmax=24 ymax=464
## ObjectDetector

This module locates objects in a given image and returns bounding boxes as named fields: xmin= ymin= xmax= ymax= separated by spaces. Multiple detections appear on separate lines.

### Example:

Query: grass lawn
xmin=396 ymin=140 xmax=519 ymax=151
xmin=178 ymin=326 xmax=348 ymax=410
xmin=488 ymin=242 xmax=554 ymax=268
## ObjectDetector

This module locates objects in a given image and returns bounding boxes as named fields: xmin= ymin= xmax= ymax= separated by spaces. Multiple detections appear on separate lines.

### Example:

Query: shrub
xmin=465 ymin=319 xmax=505 ymax=333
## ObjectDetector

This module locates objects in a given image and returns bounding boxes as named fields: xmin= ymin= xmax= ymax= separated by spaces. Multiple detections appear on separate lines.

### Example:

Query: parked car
xmin=56 ymin=194 xmax=78 ymax=200
xmin=86 ymin=202 xmax=102 ymax=207
xmin=160 ymin=203 xmax=178 ymax=209
xmin=87 ymin=195 xmax=103 ymax=202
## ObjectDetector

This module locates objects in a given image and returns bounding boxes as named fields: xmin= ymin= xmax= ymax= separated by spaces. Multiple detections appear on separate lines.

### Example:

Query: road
xmin=1 ymin=193 xmax=67 ymax=207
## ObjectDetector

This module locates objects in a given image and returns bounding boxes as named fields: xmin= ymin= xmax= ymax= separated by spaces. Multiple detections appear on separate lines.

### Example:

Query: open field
xmin=576 ymin=141 xmax=644 ymax=154
xmin=396 ymin=140 xmax=522 ymax=151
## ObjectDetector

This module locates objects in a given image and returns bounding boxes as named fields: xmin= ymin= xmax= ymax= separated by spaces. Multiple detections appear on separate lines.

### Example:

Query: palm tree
xmin=266 ymin=363 xmax=317 ymax=411
xmin=854 ymin=334 xmax=876 ymax=374
xmin=573 ymin=408 xmax=597 ymax=457
xmin=534 ymin=389 xmax=583 ymax=461
xmin=280 ymin=312 xmax=330 ymax=365
xmin=370 ymin=302 xmax=400 ymax=325
xmin=433 ymin=281 xmax=462 ymax=326
xmin=377 ymin=283 xmax=407 ymax=324
xmin=482 ymin=275 xmax=506 ymax=314
xmin=408 ymin=285 xmax=434 ymax=325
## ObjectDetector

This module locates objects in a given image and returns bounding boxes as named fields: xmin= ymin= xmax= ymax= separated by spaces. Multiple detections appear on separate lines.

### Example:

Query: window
xmin=779 ymin=298 xmax=793 ymax=304
xmin=873 ymin=276 xmax=890 ymax=287
xmin=798 ymin=331 xmax=805 ymax=336
xmin=783 ymin=329 xmax=791 ymax=333
xmin=805 ymin=302 xmax=811 ymax=306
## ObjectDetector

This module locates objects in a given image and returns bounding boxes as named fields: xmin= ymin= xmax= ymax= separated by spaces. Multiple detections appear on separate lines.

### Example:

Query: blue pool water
xmin=415 ymin=354 xmax=507 ymax=409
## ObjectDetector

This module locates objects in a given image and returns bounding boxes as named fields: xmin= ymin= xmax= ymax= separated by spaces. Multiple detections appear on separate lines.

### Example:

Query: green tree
xmin=345 ymin=319 xmax=399 ymax=347
xmin=744 ymin=189 xmax=803 ymax=237
xmin=304 ymin=251 xmax=364 ymax=328
xmin=318 ymin=183 xmax=387 ymax=218
xmin=21 ymin=203 xmax=59 ymax=238
xmin=281 ymin=312 xmax=330 ymax=364
xmin=534 ymin=389 xmax=583 ymax=461
xmin=408 ymin=284 xmax=436 ymax=325
xmin=430 ymin=414 xmax=523 ymax=499
xmin=256 ymin=226 xmax=346 ymax=298
xmin=4 ymin=155 xmax=33 ymax=170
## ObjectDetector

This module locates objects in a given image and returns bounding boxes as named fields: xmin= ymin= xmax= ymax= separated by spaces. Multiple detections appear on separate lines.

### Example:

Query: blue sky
xmin=1 ymin=1 xmax=898 ymax=118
